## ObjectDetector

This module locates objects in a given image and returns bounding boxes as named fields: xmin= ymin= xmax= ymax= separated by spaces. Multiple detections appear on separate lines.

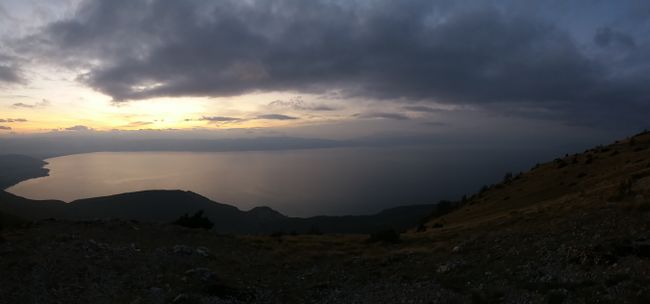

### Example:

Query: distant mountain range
xmin=0 ymin=155 xmax=435 ymax=234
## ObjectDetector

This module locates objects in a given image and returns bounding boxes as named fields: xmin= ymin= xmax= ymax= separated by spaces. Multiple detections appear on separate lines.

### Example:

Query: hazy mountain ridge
xmin=0 ymin=189 xmax=436 ymax=234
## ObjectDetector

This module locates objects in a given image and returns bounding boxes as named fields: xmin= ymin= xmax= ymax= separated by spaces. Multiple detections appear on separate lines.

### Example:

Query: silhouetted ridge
xmin=246 ymin=206 xmax=287 ymax=221
xmin=0 ymin=154 xmax=49 ymax=189
xmin=0 ymin=188 xmax=435 ymax=234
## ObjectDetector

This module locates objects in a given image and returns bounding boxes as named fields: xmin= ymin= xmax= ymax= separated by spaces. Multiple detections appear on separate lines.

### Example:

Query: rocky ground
xmin=1 ymin=198 xmax=649 ymax=304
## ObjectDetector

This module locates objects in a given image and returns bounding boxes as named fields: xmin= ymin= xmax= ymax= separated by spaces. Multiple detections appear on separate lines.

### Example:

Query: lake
xmin=6 ymin=147 xmax=544 ymax=216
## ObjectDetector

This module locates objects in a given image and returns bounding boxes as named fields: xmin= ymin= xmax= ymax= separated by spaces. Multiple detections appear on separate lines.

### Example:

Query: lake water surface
xmin=7 ymin=147 xmax=542 ymax=216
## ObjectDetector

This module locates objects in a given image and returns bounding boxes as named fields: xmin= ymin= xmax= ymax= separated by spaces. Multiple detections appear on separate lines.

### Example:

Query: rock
xmin=172 ymin=294 xmax=193 ymax=303
xmin=185 ymin=267 xmax=218 ymax=282
xmin=452 ymin=246 xmax=461 ymax=253
xmin=130 ymin=243 xmax=141 ymax=252
xmin=437 ymin=264 xmax=450 ymax=274
xmin=173 ymin=245 xmax=194 ymax=255
xmin=196 ymin=246 xmax=211 ymax=257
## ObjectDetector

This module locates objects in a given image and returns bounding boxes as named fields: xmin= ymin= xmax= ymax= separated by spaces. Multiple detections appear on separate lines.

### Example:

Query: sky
xmin=0 ymin=0 xmax=649 ymax=141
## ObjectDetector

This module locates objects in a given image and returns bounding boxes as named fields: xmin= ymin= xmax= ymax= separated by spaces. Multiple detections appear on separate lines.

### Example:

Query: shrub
xmin=367 ymin=229 xmax=401 ymax=244
xmin=307 ymin=225 xmax=323 ymax=235
xmin=436 ymin=200 xmax=454 ymax=214
xmin=479 ymin=185 xmax=490 ymax=195
xmin=503 ymin=172 xmax=513 ymax=183
xmin=416 ymin=224 xmax=427 ymax=232
xmin=608 ymin=179 xmax=635 ymax=202
xmin=172 ymin=210 xmax=214 ymax=229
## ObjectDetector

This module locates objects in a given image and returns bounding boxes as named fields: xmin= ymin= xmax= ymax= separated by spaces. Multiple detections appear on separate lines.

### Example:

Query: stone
xmin=173 ymin=245 xmax=194 ymax=255
xmin=196 ymin=246 xmax=211 ymax=257
xmin=185 ymin=267 xmax=218 ymax=282
xmin=437 ymin=264 xmax=450 ymax=274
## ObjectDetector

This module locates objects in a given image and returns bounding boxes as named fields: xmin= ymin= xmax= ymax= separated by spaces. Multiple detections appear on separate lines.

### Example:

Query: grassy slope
xmin=422 ymin=131 xmax=650 ymax=234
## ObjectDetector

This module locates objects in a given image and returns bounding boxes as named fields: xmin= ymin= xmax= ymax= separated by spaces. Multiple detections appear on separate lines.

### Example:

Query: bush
xmin=416 ymin=224 xmax=427 ymax=232
xmin=479 ymin=185 xmax=489 ymax=195
xmin=436 ymin=200 xmax=455 ymax=214
xmin=172 ymin=210 xmax=214 ymax=229
xmin=367 ymin=229 xmax=401 ymax=244
xmin=307 ymin=225 xmax=323 ymax=235
xmin=608 ymin=179 xmax=635 ymax=202
xmin=503 ymin=172 xmax=513 ymax=183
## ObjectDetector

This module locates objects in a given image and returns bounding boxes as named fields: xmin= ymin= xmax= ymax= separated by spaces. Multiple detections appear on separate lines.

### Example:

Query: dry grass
xmin=416 ymin=131 xmax=650 ymax=241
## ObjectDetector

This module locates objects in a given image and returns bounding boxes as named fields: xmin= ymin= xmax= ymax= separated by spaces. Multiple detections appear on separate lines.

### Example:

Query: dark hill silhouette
xmin=0 ymin=155 xmax=49 ymax=189
xmin=0 ymin=188 xmax=435 ymax=234
xmin=0 ymin=190 xmax=67 ymax=219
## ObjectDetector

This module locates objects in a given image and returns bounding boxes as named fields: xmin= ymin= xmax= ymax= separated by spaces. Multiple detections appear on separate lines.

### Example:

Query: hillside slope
xmin=422 ymin=130 xmax=650 ymax=231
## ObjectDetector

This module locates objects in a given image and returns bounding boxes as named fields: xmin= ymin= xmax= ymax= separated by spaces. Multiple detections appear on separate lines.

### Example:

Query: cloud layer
xmin=12 ymin=0 xmax=650 ymax=128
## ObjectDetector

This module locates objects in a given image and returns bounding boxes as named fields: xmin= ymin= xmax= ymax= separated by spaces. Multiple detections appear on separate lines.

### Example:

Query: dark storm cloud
xmin=0 ymin=65 xmax=20 ymax=83
xmin=256 ymin=114 xmax=299 ymax=121
xmin=403 ymin=106 xmax=443 ymax=113
xmin=423 ymin=121 xmax=448 ymax=127
xmin=594 ymin=27 xmax=636 ymax=48
xmin=20 ymin=0 xmax=650 ymax=126
xmin=355 ymin=112 xmax=410 ymax=121
xmin=0 ymin=51 xmax=22 ymax=83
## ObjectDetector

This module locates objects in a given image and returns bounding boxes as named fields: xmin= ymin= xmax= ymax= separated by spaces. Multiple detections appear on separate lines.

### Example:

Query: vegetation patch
xmin=172 ymin=210 xmax=215 ymax=230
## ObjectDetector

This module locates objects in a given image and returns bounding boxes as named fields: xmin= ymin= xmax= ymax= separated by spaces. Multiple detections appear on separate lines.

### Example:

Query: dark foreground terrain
xmin=1 ymin=131 xmax=650 ymax=303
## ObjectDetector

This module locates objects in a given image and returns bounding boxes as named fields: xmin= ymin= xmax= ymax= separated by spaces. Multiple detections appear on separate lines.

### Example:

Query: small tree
xmin=503 ymin=172 xmax=513 ymax=183
xmin=172 ymin=210 xmax=214 ymax=229
xmin=307 ymin=225 xmax=322 ymax=235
